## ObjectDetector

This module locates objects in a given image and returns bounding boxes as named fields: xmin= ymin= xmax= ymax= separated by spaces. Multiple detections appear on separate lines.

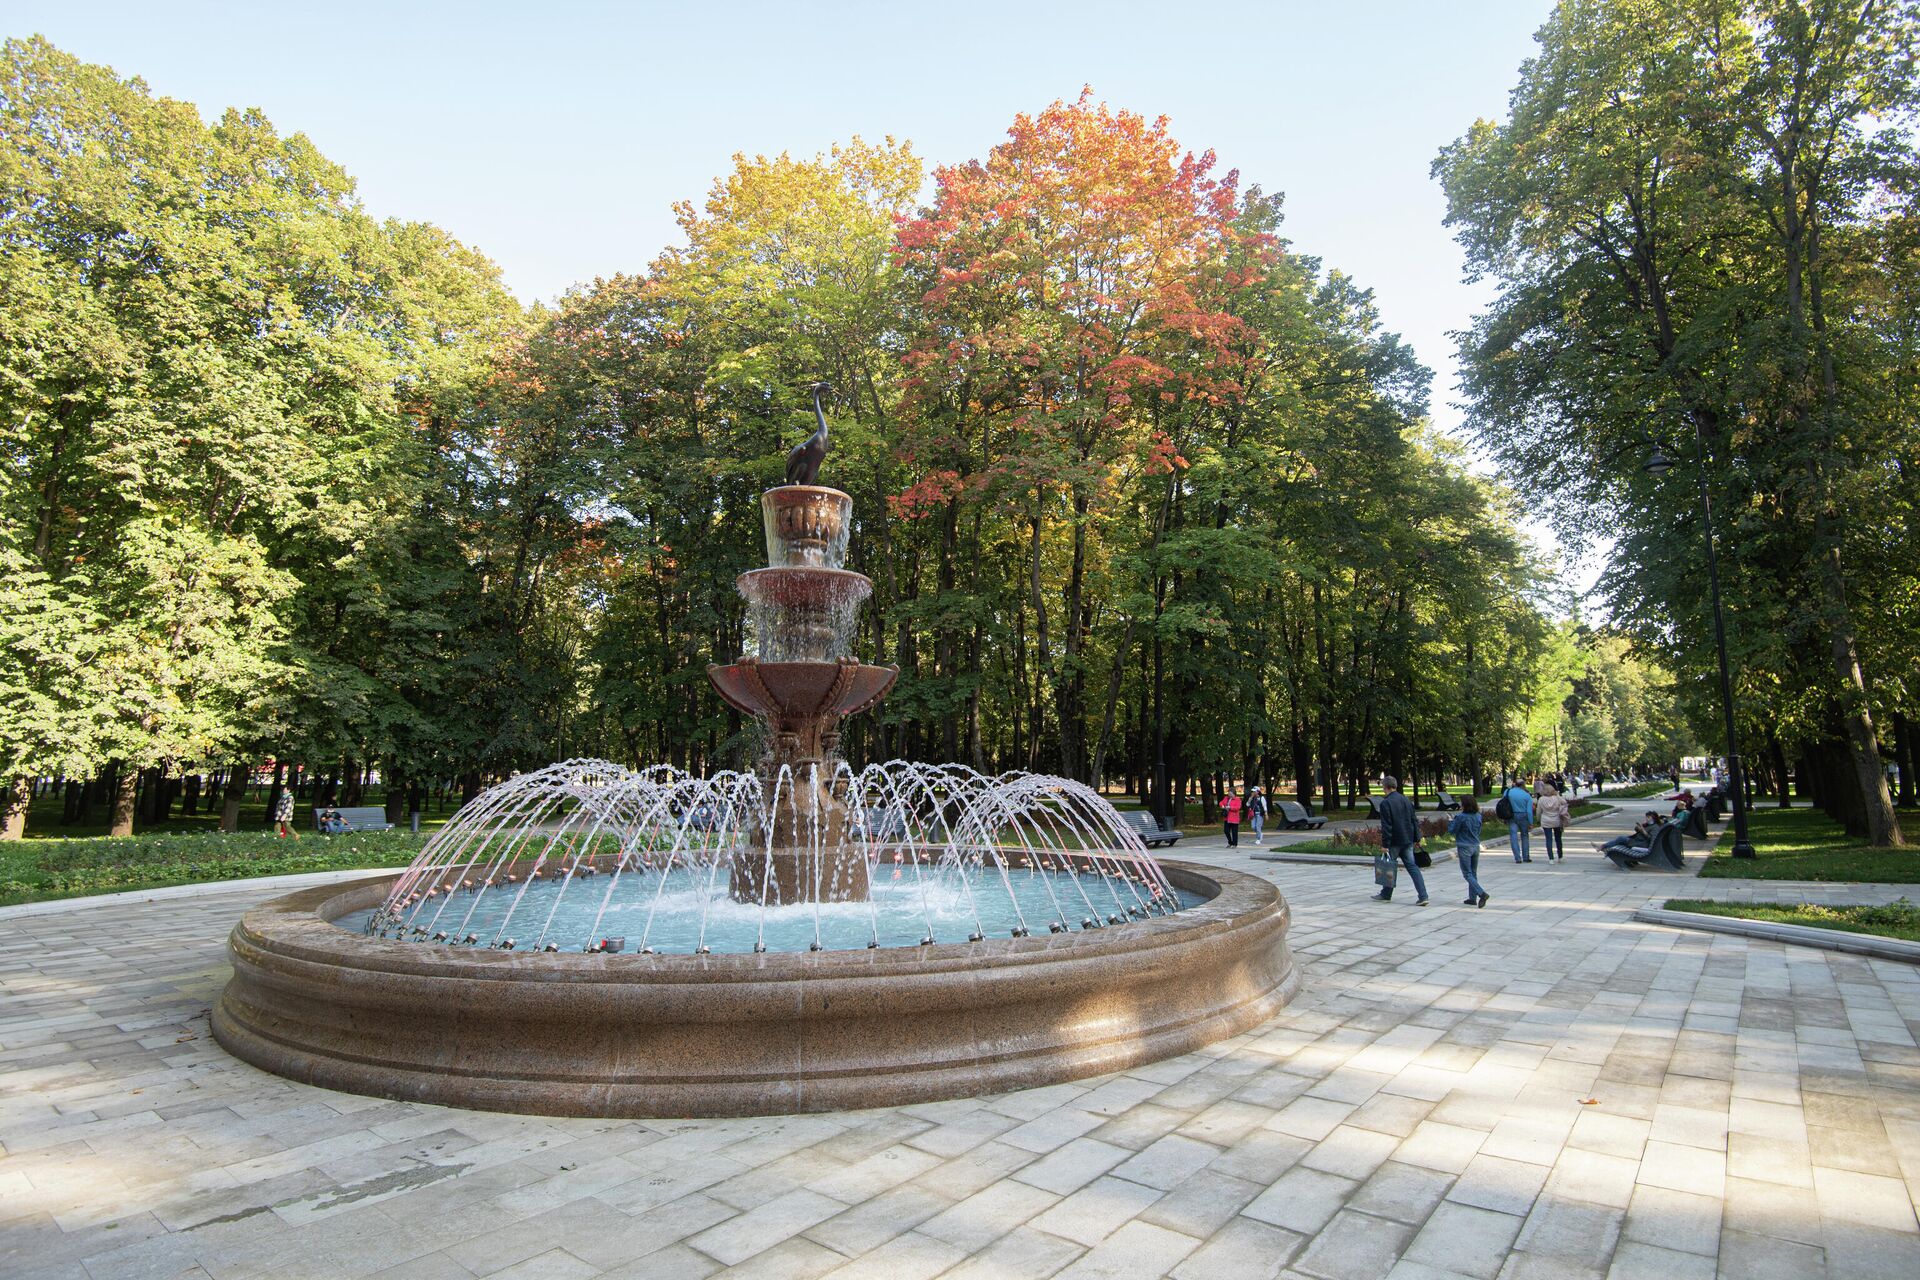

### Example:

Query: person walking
xmin=273 ymin=785 xmax=298 ymax=839
xmin=1247 ymin=786 xmax=1268 ymax=845
xmin=1221 ymin=789 xmax=1243 ymax=848
xmin=1450 ymin=797 xmax=1489 ymax=906
xmin=1537 ymin=782 xmax=1570 ymax=861
xmin=1499 ymin=778 xmax=1534 ymax=862
xmin=1370 ymin=775 xmax=1430 ymax=905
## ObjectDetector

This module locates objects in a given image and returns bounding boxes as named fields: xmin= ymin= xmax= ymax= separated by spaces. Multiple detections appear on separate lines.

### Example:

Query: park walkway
xmin=1 ymin=803 xmax=1917 ymax=1279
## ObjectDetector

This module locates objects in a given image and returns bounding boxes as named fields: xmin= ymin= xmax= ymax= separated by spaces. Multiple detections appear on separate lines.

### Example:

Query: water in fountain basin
xmin=355 ymin=759 xmax=1196 ymax=955
xmin=340 ymin=866 xmax=1205 ymax=954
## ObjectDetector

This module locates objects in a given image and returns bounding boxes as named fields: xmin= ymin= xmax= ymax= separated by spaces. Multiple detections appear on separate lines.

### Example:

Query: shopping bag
xmin=1373 ymin=850 xmax=1397 ymax=887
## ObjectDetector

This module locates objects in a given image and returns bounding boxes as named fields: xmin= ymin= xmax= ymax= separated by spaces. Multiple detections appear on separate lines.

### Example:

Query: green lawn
xmin=0 ymin=829 xmax=423 ymax=908
xmin=1663 ymin=897 xmax=1920 ymax=943
xmin=1696 ymin=805 xmax=1920 ymax=882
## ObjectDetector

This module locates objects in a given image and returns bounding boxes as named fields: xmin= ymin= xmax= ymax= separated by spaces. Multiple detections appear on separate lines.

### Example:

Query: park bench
xmin=1434 ymin=789 xmax=1462 ymax=812
xmin=856 ymin=806 xmax=908 ymax=841
xmin=313 ymin=805 xmax=392 ymax=833
xmin=1604 ymin=821 xmax=1686 ymax=872
xmin=1123 ymin=810 xmax=1183 ymax=848
xmin=1682 ymin=803 xmax=1710 ymax=839
xmin=1275 ymin=800 xmax=1325 ymax=830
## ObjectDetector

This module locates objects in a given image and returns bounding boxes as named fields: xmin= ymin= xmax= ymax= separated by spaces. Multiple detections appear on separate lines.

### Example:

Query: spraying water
xmin=355 ymin=759 xmax=1191 ymax=953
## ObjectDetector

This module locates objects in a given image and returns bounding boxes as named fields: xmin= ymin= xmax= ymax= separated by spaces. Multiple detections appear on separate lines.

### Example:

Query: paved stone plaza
xmin=3 ymin=805 xmax=1918 ymax=1279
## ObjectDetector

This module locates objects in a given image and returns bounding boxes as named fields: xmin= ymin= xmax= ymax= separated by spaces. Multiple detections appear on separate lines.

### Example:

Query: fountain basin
xmin=213 ymin=860 xmax=1299 ymax=1118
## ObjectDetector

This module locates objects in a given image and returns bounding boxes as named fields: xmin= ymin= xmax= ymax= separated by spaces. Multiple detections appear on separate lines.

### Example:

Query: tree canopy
xmin=1436 ymin=0 xmax=1920 ymax=843
xmin=1 ymin=40 xmax=1701 ymax=837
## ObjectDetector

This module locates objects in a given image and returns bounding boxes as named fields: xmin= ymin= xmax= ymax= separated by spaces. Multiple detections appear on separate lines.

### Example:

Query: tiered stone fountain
xmin=212 ymin=384 xmax=1300 ymax=1118
xmin=707 ymin=482 xmax=894 ymax=905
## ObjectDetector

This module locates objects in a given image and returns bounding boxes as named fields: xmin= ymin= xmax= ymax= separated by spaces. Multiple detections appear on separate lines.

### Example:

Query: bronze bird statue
xmin=785 ymin=382 xmax=831 ymax=486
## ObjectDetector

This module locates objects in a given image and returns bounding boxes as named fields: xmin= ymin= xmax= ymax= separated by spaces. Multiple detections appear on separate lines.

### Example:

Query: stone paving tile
xmin=1053 ymin=1220 xmax=1198 ymax=1279
xmin=1170 ymin=1215 xmax=1302 ymax=1278
xmin=1026 ymin=1174 xmax=1163 ymax=1247
xmin=917 ymin=1178 xmax=1058 ymax=1253
xmin=3 ymin=807 xmax=1920 ymax=1279
xmin=1292 ymin=1208 xmax=1417 ymax=1280
xmin=1403 ymin=1201 xmax=1524 ymax=1278
xmin=937 ymin=1224 xmax=1084 ymax=1280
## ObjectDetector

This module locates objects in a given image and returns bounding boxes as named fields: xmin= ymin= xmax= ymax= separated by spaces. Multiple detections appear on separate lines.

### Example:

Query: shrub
xmin=0 ymin=829 xmax=424 ymax=907
xmin=1330 ymin=816 xmax=1452 ymax=849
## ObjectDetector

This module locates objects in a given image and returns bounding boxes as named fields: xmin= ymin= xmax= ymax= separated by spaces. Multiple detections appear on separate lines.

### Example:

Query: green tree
xmin=1436 ymin=0 xmax=1918 ymax=842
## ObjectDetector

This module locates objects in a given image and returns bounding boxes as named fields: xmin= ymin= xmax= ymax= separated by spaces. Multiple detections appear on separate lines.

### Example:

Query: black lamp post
xmin=1644 ymin=429 xmax=1758 ymax=858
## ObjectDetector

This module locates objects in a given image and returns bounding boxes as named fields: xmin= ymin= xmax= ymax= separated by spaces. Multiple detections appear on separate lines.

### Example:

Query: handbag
xmin=1413 ymin=845 xmax=1433 ymax=868
xmin=1373 ymin=850 xmax=1397 ymax=887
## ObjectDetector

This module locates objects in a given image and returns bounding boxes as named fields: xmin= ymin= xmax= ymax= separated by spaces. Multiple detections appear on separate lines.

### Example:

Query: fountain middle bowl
xmin=707 ymin=658 xmax=897 ymax=721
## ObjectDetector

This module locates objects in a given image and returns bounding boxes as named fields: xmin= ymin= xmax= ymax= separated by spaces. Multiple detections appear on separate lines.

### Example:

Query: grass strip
xmin=1662 ymin=897 xmax=1920 ymax=943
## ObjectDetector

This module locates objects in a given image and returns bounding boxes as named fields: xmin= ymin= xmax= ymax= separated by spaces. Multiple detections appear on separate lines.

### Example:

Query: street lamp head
xmin=1643 ymin=446 xmax=1673 ymax=475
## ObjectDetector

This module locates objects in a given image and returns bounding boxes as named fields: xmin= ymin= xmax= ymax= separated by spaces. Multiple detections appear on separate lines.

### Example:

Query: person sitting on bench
xmin=318 ymin=808 xmax=350 ymax=834
xmin=1602 ymin=811 xmax=1663 ymax=858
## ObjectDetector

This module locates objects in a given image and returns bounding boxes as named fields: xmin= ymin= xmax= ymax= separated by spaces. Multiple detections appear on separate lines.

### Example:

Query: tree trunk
xmin=385 ymin=768 xmax=406 ymax=824
xmin=109 ymin=764 xmax=136 ymax=838
xmin=0 ymin=776 xmax=29 ymax=840
xmin=1893 ymin=711 xmax=1916 ymax=808
xmin=1089 ymin=617 xmax=1135 ymax=789
xmin=1291 ymin=719 xmax=1314 ymax=809
xmin=221 ymin=763 xmax=247 ymax=833
xmin=1826 ymin=607 xmax=1902 ymax=844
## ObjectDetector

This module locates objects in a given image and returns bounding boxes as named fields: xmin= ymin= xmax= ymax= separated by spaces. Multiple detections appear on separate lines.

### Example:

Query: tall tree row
xmin=1 ymin=42 xmax=1690 ymax=836
xmin=0 ymin=37 xmax=519 ymax=834
xmin=1436 ymin=0 xmax=1920 ymax=842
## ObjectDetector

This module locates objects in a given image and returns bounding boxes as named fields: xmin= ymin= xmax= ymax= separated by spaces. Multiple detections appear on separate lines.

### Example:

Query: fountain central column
xmin=706 ymin=485 xmax=896 ymax=905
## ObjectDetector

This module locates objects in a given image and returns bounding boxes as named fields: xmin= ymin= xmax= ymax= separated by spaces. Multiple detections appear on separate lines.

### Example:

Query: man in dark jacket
xmin=1371 ymin=775 xmax=1430 ymax=904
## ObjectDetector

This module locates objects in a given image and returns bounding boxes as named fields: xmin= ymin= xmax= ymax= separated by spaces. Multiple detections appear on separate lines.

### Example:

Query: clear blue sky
xmin=8 ymin=0 xmax=1553 ymax=446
